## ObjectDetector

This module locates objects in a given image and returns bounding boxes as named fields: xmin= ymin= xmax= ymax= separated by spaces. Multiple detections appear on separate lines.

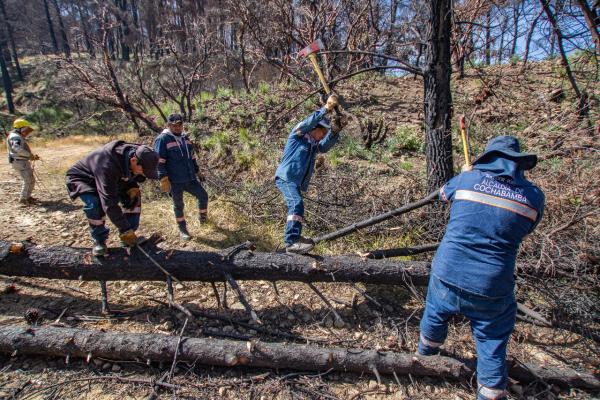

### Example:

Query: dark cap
xmin=135 ymin=145 xmax=159 ymax=179
xmin=167 ymin=113 xmax=184 ymax=124
xmin=471 ymin=135 xmax=537 ymax=171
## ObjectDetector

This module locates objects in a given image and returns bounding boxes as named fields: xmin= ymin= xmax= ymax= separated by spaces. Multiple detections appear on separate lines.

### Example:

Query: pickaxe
xmin=299 ymin=39 xmax=344 ymax=114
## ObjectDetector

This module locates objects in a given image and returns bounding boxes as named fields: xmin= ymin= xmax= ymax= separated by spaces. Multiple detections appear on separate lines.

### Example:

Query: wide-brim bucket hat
xmin=471 ymin=135 xmax=537 ymax=170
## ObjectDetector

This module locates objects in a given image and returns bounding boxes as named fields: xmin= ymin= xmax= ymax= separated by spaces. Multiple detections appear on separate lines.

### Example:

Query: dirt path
xmin=0 ymin=143 xmax=96 ymax=245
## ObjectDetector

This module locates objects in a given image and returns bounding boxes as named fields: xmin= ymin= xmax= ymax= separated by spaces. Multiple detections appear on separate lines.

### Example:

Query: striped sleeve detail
xmin=455 ymin=190 xmax=538 ymax=221
xmin=166 ymin=141 xmax=179 ymax=149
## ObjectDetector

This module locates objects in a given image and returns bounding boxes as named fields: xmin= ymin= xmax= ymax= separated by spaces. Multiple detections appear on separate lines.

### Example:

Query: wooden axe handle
xmin=459 ymin=115 xmax=471 ymax=166
xmin=308 ymin=53 xmax=331 ymax=94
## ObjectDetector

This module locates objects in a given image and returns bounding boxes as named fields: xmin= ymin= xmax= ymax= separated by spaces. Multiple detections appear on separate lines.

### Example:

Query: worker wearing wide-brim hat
xmin=6 ymin=118 xmax=40 ymax=205
xmin=417 ymin=136 xmax=545 ymax=400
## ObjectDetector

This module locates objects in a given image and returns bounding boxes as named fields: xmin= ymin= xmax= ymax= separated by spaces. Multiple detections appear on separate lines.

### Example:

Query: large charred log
xmin=0 ymin=240 xmax=430 ymax=286
xmin=0 ymin=325 xmax=598 ymax=390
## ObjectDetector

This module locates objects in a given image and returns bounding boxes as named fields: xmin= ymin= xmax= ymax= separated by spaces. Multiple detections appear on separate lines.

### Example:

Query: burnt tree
xmin=0 ymin=240 xmax=431 ymax=286
xmin=51 ymin=0 xmax=71 ymax=59
xmin=0 ymin=0 xmax=22 ymax=81
xmin=0 ymin=325 xmax=598 ymax=390
xmin=423 ymin=0 xmax=454 ymax=192
xmin=541 ymin=0 xmax=589 ymax=119
xmin=0 ymin=35 xmax=13 ymax=113
xmin=42 ymin=0 xmax=59 ymax=53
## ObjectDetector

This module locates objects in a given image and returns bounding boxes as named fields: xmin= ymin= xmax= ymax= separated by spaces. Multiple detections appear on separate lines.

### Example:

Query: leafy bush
xmin=387 ymin=125 xmax=423 ymax=152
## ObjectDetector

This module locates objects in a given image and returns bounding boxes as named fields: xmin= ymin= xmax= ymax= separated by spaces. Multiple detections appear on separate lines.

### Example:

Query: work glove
xmin=197 ymin=172 xmax=206 ymax=182
xmin=123 ymin=187 xmax=140 ymax=210
xmin=119 ymin=229 xmax=138 ymax=247
xmin=159 ymin=177 xmax=171 ymax=193
xmin=30 ymin=154 xmax=40 ymax=161
xmin=325 ymin=94 xmax=339 ymax=112
xmin=331 ymin=114 xmax=348 ymax=135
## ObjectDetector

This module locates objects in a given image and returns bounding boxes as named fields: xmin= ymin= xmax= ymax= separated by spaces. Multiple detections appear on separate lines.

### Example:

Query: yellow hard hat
xmin=13 ymin=118 xmax=33 ymax=130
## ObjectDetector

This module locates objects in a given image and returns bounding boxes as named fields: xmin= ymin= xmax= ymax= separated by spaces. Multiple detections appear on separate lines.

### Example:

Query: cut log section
xmin=0 ymin=325 xmax=598 ymax=390
xmin=0 ymin=240 xmax=430 ymax=285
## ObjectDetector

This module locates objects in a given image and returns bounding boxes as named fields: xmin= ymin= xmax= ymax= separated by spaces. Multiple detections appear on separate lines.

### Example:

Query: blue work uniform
xmin=154 ymin=129 xmax=208 ymax=227
xmin=274 ymin=107 xmax=339 ymax=245
xmin=418 ymin=156 xmax=544 ymax=400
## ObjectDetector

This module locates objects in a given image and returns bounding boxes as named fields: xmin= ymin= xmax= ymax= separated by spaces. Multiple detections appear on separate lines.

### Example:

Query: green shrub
xmin=27 ymin=106 xmax=73 ymax=127
xmin=388 ymin=126 xmax=423 ymax=152
xmin=201 ymin=131 xmax=230 ymax=158
xmin=258 ymin=82 xmax=270 ymax=95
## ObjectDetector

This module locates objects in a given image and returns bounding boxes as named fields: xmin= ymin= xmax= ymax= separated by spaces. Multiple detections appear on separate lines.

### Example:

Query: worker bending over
xmin=154 ymin=113 xmax=208 ymax=241
xmin=275 ymin=95 xmax=346 ymax=254
xmin=6 ymin=118 xmax=39 ymax=205
xmin=417 ymin=136 xmax=545 ymax=400
xmin=65 ymin=141 xmax=159 ymax=256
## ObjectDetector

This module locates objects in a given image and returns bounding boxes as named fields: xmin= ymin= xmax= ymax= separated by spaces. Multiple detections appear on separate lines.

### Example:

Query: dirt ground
xmin=0 ymin=139 xmax=598 ymax=399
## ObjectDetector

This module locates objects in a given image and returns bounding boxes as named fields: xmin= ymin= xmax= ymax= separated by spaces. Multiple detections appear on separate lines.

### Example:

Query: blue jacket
xmin=154 ymin=129 xmax=199 ymax=184
xmin=432 ymin=156 xmax=545 ymax=297
xmin=274 ymin=107 xmax=339 ymax=191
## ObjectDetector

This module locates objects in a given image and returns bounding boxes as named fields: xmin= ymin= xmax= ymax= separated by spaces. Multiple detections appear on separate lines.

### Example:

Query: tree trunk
xmin=498 ymin=14 xmax=509 ymax=63
xmin=540 ymin=0 xmax=588 ymax=118
xmin=574 ymin=0 xmax=600 ymax=54
xmin=51 ymin=0 xmax=70 ymax=59
xmin=76 ymin=0 xmax=95 ymax=58
xmin=0 ymin=325 xmax=598 ymax=389
xmin=0 ymin=47 xmax=14 ymax=113
xmin=522 ymin=8 xmax=543 ymax=70
xmin=423 ymin=0 xmax=454 ymax=192
xmin=43 ymin=0 xmax=59 ymax=53
xmin=485 ymin=9 xmax=492 ymax=65
xmin=510 ymin=0 xmax=521 ymax=57
xmin=0 ymin=0 xmax=23 ymax=81
xmin=0 ymin=240 xmax=430 ymax=286
xmin=118 ymin=0 xmax=131 ymax=61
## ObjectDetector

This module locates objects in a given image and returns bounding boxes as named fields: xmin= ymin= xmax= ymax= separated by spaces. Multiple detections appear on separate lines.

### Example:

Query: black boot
xmin=92 ymin=241 xmax=108 ymax=257
xmin=178 ymin=223 xmax=192 ymax=241
xmin=199 ymin=212 xmax=208 ymax=224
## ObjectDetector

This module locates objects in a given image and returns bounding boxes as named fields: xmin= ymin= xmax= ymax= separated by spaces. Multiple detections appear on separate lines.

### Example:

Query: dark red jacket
xmin=66 ymin=140 xmax=141 ymax=233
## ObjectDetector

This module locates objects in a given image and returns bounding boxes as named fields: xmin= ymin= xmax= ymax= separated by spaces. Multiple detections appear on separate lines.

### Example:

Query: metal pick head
xmin=298 ymin=39 xmax=325 ymax=58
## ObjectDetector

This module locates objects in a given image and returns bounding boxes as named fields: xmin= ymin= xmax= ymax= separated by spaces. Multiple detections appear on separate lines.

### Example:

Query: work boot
xmin=178 ymin=224 xmax=192 ymax=241
xmin=285 ymin=237 xmax=315 ymax=254
xmin=199 ymin=213 xmax=208 ymax=224
xmin=18 ymin=198 xmax=29 ymax=205
xmin=26 ymin=197 xmax=39 ymax=204
xmin=92 ymin=241 xmax=108 ymax=257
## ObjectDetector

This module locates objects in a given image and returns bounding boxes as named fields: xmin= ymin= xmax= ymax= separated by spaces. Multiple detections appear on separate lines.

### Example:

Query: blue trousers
xmin=275 ymin=178 xmax=304 ymax=246
xmin=80 ymin=193 xmax=140 ymax=244
xmin=419 ymin=275 xmax=516 ymax=400
xmin=170 ymin=179 xmax=208 ymax=225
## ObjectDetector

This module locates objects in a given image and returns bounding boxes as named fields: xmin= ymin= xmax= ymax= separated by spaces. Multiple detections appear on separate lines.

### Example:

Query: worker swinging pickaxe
xmin=299 ymin=39 xmax=347 ymax=123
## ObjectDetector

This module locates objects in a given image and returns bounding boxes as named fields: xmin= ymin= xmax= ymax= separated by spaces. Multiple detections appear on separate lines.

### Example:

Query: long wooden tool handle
xmin=308 ymin=53 xmax=331 ymax=94
xmin=136 ymin=244 xmax=184 ymax=286
xmin=459 ymin=115 xmax=471 ymax=166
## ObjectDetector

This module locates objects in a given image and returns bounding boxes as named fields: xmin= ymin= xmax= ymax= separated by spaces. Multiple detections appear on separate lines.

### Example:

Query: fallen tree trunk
xmin=364 ymin=243 xmax=439 ymax=259
xmin=0 ymin=240 xmax=430 ymax=285
xmin=0 ymin=325 xmax=598 ymax=390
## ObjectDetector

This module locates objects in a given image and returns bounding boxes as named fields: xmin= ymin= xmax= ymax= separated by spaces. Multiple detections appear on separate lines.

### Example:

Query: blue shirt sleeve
xmin=528 ymin=190 xmax=545 ymax=234
xmin=317 ymin=130 xmax=339 ymax=153
xmin=153 ymin=135 xmax=168 ymax=178
xmin=291 ymin=107 xmax=328 ymax=136
xmin=439 ymin=174 xmax=461 ymax=202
